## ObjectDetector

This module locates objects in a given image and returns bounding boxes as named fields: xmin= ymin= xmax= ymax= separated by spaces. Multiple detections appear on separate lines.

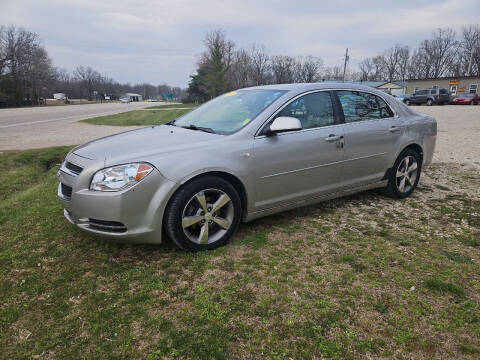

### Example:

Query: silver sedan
xmin=57 ymin=83 xmax=437 ymax=250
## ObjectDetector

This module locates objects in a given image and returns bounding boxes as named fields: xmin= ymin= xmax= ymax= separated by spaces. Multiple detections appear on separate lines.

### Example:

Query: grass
xmin=146 ymin=103 xmax=198 ymax=109
xmin=1 ymin=150 xmax=480 ymax=359
xmin=45 ymin=99 xmax=119 ymax=106
xmin=81 ymin=109 xmax=192 ymax=126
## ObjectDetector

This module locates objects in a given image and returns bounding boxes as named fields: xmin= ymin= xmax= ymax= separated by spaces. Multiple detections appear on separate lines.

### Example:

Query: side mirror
xmin=267 ymin=116 xmax=302 ymax=136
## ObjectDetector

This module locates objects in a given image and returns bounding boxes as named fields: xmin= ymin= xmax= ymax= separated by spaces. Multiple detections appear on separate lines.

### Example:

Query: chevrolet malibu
xmin=58 ymin=83 xmax=437 ymax=250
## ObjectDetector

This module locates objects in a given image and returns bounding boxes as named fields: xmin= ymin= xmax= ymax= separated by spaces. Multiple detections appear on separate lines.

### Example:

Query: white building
xmin=125 ymin=93 xmax=143 ymax=102
xmin=53 ymin=93 xmax=66 ymax=100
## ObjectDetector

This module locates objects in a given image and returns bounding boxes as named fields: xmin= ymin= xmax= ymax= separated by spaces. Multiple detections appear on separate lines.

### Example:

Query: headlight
xmin=90 ymin=163 xmax=153 ymax=191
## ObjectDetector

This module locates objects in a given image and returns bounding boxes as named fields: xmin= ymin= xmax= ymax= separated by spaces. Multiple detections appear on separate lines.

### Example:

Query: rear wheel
xmin=426 ymin=99 xmax=433 ymax=106
xmin=164 ymin=176 xmax=242 ymax=251
xmin=384 ymin=148 xmax=422 ymax=199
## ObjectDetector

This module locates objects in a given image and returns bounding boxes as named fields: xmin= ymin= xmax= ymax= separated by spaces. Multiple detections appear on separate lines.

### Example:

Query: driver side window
xmin=276 ymin=91 xmax=335 ymax=129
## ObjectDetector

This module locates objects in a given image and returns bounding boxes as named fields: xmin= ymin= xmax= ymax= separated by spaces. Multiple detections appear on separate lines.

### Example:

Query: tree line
xmin=359 ymin=26 xmax=480 ymax=82
xmin=186 ymin=25 xmax=480 ymax=102
xmin=0 ymin=25 xmax=184 ymax=107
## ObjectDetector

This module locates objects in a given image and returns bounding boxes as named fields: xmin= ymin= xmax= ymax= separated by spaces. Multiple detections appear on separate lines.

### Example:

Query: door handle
xmin=389 ymin=126 xmax=401 ymax=133
xmin=325 ymin=134 xmax=342 ymax=142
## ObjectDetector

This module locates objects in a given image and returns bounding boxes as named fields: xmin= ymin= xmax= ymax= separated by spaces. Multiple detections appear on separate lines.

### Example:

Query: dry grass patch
xmin=1 ymin=147 xmax=480 ymax=359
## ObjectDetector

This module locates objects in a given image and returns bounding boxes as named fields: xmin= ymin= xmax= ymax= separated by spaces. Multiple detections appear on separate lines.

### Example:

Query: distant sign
xmin=162 ymin=93 xmax=174 ymax=100
xmin=449 ymin=80 xmax=459 ymax=85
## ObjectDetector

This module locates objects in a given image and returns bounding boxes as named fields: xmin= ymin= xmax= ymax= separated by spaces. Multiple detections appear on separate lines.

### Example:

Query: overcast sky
xmin=1 ymin=0 xmax=479 ymax=87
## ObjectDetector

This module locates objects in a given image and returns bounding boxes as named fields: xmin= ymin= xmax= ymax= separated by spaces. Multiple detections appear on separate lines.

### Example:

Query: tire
xmin=405 ymin=99 xmax=410 ymax=106
xmin=426 ymin=99 xmax=433 ymax=106
xmin=383 ymin=148 xmax=422 ymax=199
xmin=164 ymin=176 xmax=242 ymax=251
xmin=470 ymin=101 xmax=474 ymax=105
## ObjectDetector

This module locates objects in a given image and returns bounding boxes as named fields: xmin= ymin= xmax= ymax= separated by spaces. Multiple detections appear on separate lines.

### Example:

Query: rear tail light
xmin=435 ymin=94 xmax=440 ymax=99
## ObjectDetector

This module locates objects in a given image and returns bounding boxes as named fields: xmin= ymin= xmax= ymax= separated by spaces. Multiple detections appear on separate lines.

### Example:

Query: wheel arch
xmin=403 ymin=143 xmax=424 ymax=163
xmin=165 ymin=170 xmax=249 ymax=222
xmin=383 ymin=142 xmax=424 ymax=180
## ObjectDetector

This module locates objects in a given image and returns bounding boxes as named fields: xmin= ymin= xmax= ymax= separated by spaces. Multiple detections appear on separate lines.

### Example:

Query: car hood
xmin=72 ymin=125 xmax=221 ymax=164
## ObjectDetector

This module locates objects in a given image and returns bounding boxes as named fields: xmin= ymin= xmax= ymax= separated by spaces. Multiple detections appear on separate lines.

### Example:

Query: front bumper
xmin=57 ymin=153 xmax=178 ymax=244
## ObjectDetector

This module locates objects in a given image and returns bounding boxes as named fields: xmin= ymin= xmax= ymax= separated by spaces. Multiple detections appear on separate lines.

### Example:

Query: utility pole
xmin=342 ymin=48 xmax=349 ymax=83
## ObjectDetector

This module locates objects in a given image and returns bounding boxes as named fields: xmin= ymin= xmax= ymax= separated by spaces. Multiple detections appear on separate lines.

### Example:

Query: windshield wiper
xmin=181 ymin=124 xmax=216 ymax=134
xmin=164 ymin=120 xmax=177 ymax=126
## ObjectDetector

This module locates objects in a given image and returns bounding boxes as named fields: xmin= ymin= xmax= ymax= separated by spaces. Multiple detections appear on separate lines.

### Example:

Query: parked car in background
xmin=407 ymin=88 xmax=450 ymax=106
xmin=58 ymin=83 xmax=437 ymax=250
xmin=452 ymin=93 xmax=479 ymax=105
xmin=120 ymin=98 xmax=131 ymax=103
xmin=395 ymin=94 xmax=411 ymax=104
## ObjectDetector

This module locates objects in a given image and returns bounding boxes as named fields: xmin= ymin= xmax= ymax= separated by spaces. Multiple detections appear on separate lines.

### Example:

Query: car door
xmin=414 ymin=90 xmax=427 ymax=104
xmin=334 ymin=90 xmax=403 ymax=188
xmin=411 ymin=91 xmax=420 ymax=104
xmin=251 ymin=90 xmax=344 ymax=211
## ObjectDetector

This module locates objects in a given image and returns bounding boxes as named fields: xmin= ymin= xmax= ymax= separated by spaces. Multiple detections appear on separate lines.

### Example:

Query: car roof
xmin=244 ymin=82 xmax=385 ymax=94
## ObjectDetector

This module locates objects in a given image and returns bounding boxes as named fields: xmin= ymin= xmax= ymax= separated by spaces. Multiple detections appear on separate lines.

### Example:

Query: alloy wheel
xmin=181 ymin=188 xmax=234 ymax=244
xmin=396 ymin=156 xmax=418 ymax=193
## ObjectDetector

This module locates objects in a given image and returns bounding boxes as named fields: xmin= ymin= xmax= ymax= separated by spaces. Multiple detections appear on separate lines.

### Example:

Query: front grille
xmin=65 ymin=162 xmax=83 ymax=175
xmin=61 ymin=183 xmax=72 ymax=199
xmin=88 ymin=219 xmax=127 ymax=233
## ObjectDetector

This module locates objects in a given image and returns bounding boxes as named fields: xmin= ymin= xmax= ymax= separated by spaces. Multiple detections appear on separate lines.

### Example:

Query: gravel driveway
xmin=414 ymin=105 xmax=480 ymax=168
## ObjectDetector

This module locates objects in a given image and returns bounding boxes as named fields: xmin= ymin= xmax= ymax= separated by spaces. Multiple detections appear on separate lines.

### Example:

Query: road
xmin=1 ymin=103 xmax=479 ymax=169
xmin=0 ymin=102 xmax=149 ymax=150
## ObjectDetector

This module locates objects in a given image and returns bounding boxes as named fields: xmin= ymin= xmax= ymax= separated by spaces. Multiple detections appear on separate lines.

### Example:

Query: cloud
xmin=0 ymin=0 xmax=478 ymax=86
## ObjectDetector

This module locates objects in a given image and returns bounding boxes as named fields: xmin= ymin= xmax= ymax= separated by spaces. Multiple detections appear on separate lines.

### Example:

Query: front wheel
xmin=405 ymin=99 xmax=411 ymax=106
xmin=164 ymin=176 xmax=242 ymax=251
xmin=426 ymin=99 xmax=433 ymax=106
xmin=384 ymin=149 xmax=422 ymax=199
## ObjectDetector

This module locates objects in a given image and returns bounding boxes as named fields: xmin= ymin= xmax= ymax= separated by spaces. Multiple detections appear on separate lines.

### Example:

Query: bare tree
xmin=460 ymin=24 xmax=480 ymax=76
xmin=322 ymin=65 xmax=343 ymax=81
xmin=0 ymin=26 xmax=7 ymax=76
xmin=0 ymin=26 xmax=55 ymax=105
xmin=396 ymin=45 xmax=410 ymax=81
xmin=379 ymin=45 xmax=409 ymax=82
xmin=229 ymin=48 xmax=251 ymax=88
xmin=295 ymin=56 xmax=323 ymax=83
xmin=270 ymin=55 xmax=297 ymax=84
xmin=358 ymin=58 xmax=375 ymax=81
xmin=74 ymin=66 xmax=101 ymax=100
xmin=248 ymin=44 xmax=270 ymax=86
xmin=414 ymin=28 xmax=458 ymax=78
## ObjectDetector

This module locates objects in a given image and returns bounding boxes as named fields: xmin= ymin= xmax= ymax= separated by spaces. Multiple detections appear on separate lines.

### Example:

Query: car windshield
xmin=459 ymin=94 xmax=474 ymax=98
xmin=173 ymin=89 xmax=286 ymax=134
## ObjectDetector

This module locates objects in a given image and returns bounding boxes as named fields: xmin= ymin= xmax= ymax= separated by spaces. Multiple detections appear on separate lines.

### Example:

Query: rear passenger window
xmin=336 ymin=91 xmax=394 ymax=123
xmin=277 ymin=91 xmax=335 ymax=129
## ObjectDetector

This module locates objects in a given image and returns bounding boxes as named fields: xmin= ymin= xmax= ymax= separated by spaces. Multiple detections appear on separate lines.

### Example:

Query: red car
xmin=452 ymin=93 xmax=479 ymax=105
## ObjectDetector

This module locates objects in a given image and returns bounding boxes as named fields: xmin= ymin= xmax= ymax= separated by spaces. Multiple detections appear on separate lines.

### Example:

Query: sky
xmin=1 ymin=0 xmax=479 ymax=87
